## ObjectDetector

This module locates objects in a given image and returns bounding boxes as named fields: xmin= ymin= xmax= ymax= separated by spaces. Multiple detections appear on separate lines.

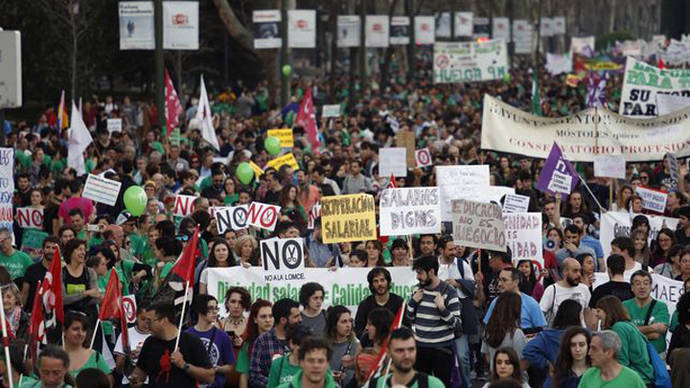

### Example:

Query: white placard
xmin=15 ymin=208 xmax=43 ymax=229
xmin=600 ymin=212 xmax=679 ymax=257
xmin=253 ymin=10 xmax=281 ymax=49
xmin=593 ymin=155 xmax=626 ymax=179
xmin=379 ymin=188 xmax=441 ymax=236
xmin=379 ymin=147 xmax=408 ymax=177
xmin=513 ymin=19 xmax=534 ymax=54
xmin=552 ymin=17 xmax=566 ymax=35
xmin=414 ymin=16 xmax=435 ymax=45
xmin=365 ymin=15 xmax=390 ymax=47
xmin=452 ymin=199 xmax=506 ymax=252
xmin=0 ymin=31 xmax=22 ymax=108
xmin=571 ymin=36 xmax=595 ymax=55
xmin=337 ymin=15 xmax=361 ymax=48
xmin=83 ymin=174 xmax=122 ymax=207
xmin=657 ymin=94 xmax=690 ymax=116
xmin=433 ymin=40 xmax=509 ymax=83
xmin=288 ymin=10 xmax=316 ymax=48
xmin=322 ymin=104 xmax=341 ymax=118
xmin=546 ymin=52 xmax=572 ymax=76
xmin=503 ymin=212 xmax=543 ymax=269
xmin=454 ymin=12 xmax=473 ymax=37
xmin=119 ymin=1 xmax=154 ymax=50
xmin=0 ymin=149 xmax=14 ymax=239
xmin=503 ymin=194 xmax=530 ymax=213
xmin=415 ymin=148 xmax=433 ymax=167
xmin=619 ymin=56 xmax=690 ymax=117
xmin=173 ymin=194 xmax=196 ymax=217
xmin=122 ymin=295 xmax=137 ymax=324
xmin=492 ymin=17 xmax=510 ymax=42
xmin=308 ymin=202 xmax=321 ymax=230
xmin=435 ymin=12 xmax=451 ymax=38
xmin=162 ymin=1 xmax=199 ymax=50
xmin=635 ymin=186 xmax=668 ymax=213
xmin=246 ymin=202 xmax=281 ymax=232
xmin=214 ymin=205 xmax=249 ymax=233
xmin=260 ymin=237 xmax=306 ymax=281
xmin=107 ymin=118 xmax=122 ymax=133
xmin=540 ymin=17 xmax=554 ymax=37
xmin=436 ymin=165 xmax=490 ymax=221
xmin=390 ymin=16 xmax=410 ymax=45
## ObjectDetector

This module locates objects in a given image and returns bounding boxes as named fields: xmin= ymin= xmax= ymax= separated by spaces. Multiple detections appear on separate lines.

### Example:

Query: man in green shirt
xmin=578 ymin=331 xmax=646 ymax=388
xmin=268 ymin=325 xmax=312 ymax=387
xmin=370 ymin=327 xmax=445 ymax=388
xmin=277 ymin=337 xmax=336 ymax=388
xmin=0 ymin=228 xmax=34 ymax=285
xmin=623 ymin=270 xmax=669 ymax=354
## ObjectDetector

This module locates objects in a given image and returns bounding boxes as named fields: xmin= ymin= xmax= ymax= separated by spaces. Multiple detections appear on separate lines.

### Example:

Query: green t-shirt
xmin=224 ymin=193 xmax=239 ymax=205
xmin=370 ymin=373 xmax=446 ymax=388
xmin=610 ymin=321 xmax=654 ymax=384
xmin=577 ymin=365 xmax=646 ymax=388
xmin=0 ymin=250 xmax=34 ymax=280
xmin=671 ymin=310 xmax=679 ymax=332
xmin=115 ymin=259 xmax=136 ymax=295
xmin=236 ymin=342 xmax=250 ymax=374
xmin=268 ymin=354 xmax=301 ymax=387
xmin=129 ymin=233 xmax=148 ymax=258
xmin=69 ymin=350 xmax=111 ymax=378
xmin=623 ymin=298 xmax=669 ymax=353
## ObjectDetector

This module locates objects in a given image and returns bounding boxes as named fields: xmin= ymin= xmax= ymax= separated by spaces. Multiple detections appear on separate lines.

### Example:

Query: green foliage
xmin=596 ymin=31 xmax=634 ymax=51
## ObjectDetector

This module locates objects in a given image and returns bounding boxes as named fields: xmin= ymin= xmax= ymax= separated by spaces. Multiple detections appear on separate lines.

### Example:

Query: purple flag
xmin=536 ymin=142 xmax=580 ymax=199
xmin=586 ymin=71 xmax=607 ymax=108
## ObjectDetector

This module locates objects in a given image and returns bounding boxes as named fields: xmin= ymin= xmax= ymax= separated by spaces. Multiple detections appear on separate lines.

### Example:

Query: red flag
xmin=165 ymin=69 xmax=183 ymax=136
xmin=41 ymin=248 xmax=64 ymax=327
xmin=364 ymin=303 xmax=406 ymax=382
xmin=99 ymin=269 xmax=129 ymax=350
xmin=296 ymin=88 xmax=321 ymax=152
xmin=387 ymin=174 xmax=398 ymax=189
xmin=29 ymin=281 xmax=43 ymax=343
xmin=171 ymin=225 xmax=199 ymax=286
xmin=658 ymin=58 xmax=666 ymax=69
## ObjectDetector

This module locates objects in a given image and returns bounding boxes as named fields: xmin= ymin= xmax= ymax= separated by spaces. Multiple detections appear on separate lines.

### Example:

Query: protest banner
xmin=15 ymin=207 xmax=43 ymax=229
xmin=162 ymin=1 xmax=199 ymax=50
xmin=122 ymin=295 xmax=137 ymax=324
xmin=173 ymin=194 xmax=196 ymax=217
xmin=512 ymin=20 xmax=533 ymax=54
xmin=207 ymin=267 xmax=418 ymax=317
xmin=433 ymin=40 xmax=508 ymax=83
xmin=593 ymin=273 xmax=683 ymax=317
xmin=502 ymin=194 xmax=530 ymax=213
xmin=260 ymin=237 xmax=306 ymax=282
xmin=288 ymin=10 xmax=316 ymax=48
xmin=395 ymin=130 xmax=416 ymax=168
xmin=246 ymin=202 xmax=281 ymax=232
xmin=635 ymin=186 xmax=668 ymax=213
xmin=600 ymin=212 xmax=679 ymax=257
xmin=267 ymin=153 xmax=299 ymax=170
xmin=321 ymin=194 xmax=376 ymax=244
xmin=378 ymin=147 xmax=407 ymax=177
xmin=214 ymin=205 xmax=249 ymax=234
xmin=492 ymin=17 xmax=510 ymax=42
xmin=415 ymin=148 xmax=433 ymax=167
xmin=365 ymin=15 xmax=389 ymax=47
xmin=322 ymin=104 xmax=341 ymax=118
xmin=436 ymin=165 xmax=490 ymax=221
xmin=481 ymin=94 xmax=690 ymax=162
xmin=390 ymin=16 xmax=410 ymax=45
xmin=620 ymin=57 xmax=690 ymax=117
xmin=107 ymin=118 xmax=122 ymax=133
xmin=379 ymin=187 xmax=441 ymax=236
xmin=83 ymin=174 xmax=122 ymax=207
xmin=0 ymin=148 xmax=14 ymax=240
xmin=503 ymin=212 xmax=543 ymax=270
xmin=571 ymin=36 xmax=595 ymax=55
xmin=119 ymin=2 xmax=154 ymax=50
xmin=253 ymin=10 xmax=281 ymax=49
xmin=454 ymin=12 xmax=473 ymax=37
xmin=536 ymin=143 xmax=579 ymax=199
xmin=593 ymin=155 xmax=626 ymax=179
xmin=267 ymin=128 xmax=294 ymax=147
xmin=337 ymin=15 xmax=360 ymax=47
xmin=308 ymin=202 xmax=321 ymax=230
xmin=657 ymin=93 xmax=690 ymax=116
xmin=546 ymin=52 xmax=572 ymax=76
xmin=414 ymin=16 xmax=435 ymax=45
xmin=249 ymin=160 xmax=265 ymax=178
xmin=451 ymin=199 xmax=506 ymax=252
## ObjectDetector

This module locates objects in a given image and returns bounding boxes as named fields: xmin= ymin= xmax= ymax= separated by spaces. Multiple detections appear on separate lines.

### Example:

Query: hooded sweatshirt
xmin=522 ymin=328 xmax=566 ymax=388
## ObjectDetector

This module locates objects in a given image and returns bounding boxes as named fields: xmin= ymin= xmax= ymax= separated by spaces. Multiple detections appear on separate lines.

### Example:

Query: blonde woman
xmin=233 ymin=235 xmax=257 ymax=268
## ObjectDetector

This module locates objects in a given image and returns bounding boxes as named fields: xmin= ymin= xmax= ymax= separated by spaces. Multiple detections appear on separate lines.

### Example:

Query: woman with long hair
xmin=545 ymin=228 xmax=564 ymax=250
xmin=654 ymin=244 xmax=683 ymax=279
xmin=595 ymin=295 xmax=653 ymax=385
xmin=236 ymin=299 xmax=273 ymax=388
xmin=482 ymin=292 xmax=526 ymax=374
xmin=631 ymin=229 xmax=651 ymax=267
xmin=279 ymin=184 xmax=307 ymax=228
xmin=326 ymin=305 xmax=360 ymax=387
xmin=481 ymin=348 xmax=528 ymax=388
xmin=651 ymin=228 xmax=676 ymax=266
xmin=551 ymin=327 xmax=591 ymax=388
xmin=199 ymin=238 xmax=236 ymax=294
xmin=614 ymin=184 xmax=634 ymax=212
xmin=517 ymin=259 xmax=544 ymax=301
xmin=562 ymin=192 xmax=592 ymax=221
xmin=364 ymin=240 xmax=386 ymax=268
xmin=62 ymin=239 xmax=100 ymax=316
xmin=574 ymin=253 xmax=595 ymax=289
xmin=221 ymin=287 xmax=252 ymax=387
xmin=364 ymin=308 xmax=394 ymax=354
xmin=63 ymin=312 xmax=113 ymax=384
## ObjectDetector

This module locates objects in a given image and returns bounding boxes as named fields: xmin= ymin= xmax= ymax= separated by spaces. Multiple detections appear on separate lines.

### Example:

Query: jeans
xmin=454 ymin=336 xmax=471 ymax=388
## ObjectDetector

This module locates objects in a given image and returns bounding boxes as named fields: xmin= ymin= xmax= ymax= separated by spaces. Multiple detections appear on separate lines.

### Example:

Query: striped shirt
xmin=406 ymin=280 xmax=461 ymax=348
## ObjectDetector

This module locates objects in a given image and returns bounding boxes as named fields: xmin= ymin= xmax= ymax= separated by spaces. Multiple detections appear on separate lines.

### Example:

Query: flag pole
xmin=89 ymin=319 xmax=101 ymax=349
xmin=174 ymin=281 xmax=191 ymax=350
xmin=0 ymin=285 xmax=15 ymax=388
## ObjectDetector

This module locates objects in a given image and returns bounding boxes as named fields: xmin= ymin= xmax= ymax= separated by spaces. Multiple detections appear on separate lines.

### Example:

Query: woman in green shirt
xmin=63 ymin=312 xmax=112 ymax=385
xmin=237 ymin=299 xmax=274 ymax=388
xmin=595 ymin=295 xmax=654 ymax=385
xmin=224 ymin=177 xmax=239 ymax=205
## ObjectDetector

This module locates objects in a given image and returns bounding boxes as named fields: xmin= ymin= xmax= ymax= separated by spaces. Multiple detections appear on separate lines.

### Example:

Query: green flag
xmin=532 ymin=71 xmax=542 ymax=116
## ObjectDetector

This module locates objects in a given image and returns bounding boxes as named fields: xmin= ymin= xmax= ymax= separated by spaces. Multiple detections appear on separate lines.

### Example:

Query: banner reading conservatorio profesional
xmin=620 ymin=56 xmax=690 ymax=117
xmin=481 ymin=94 xmax=690 ymax=162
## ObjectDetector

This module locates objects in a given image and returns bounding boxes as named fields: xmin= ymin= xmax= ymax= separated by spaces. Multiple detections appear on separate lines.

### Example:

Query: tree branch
xmin=211 ymin=0 xmax=255 ymax=52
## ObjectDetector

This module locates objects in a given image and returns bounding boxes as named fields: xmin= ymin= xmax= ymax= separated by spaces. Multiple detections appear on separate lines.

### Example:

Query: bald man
xmin=539 ymin=258 xmax=591 ymax=326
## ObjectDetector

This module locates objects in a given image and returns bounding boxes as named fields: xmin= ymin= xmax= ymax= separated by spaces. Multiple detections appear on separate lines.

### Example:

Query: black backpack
xmin=369 ymin=372 xmax=430 ymax=388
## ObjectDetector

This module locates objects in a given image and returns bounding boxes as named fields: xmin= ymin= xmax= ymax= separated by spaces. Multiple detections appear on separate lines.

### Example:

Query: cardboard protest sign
xmin=267 ymin=128 xmax=294 ymax=148
xmin=503 ymin=213 xmax=543 ymax=269
xmin=451 ymin=199 xmax=506 ymax=252
xmin=635 ymin=186 xmax=668 ymax=213
xmin=415 ymin=148 xmax=433 ymax=167
xmin=600 ymin=212 xmax=679 ymax=257
xmin=173 ymin=195 xmax=196 ymax=217
xmin=214 ymin=205 xmax=249 ymax=233
xmin=620 ymin=57 xmax=690 ymax=117
xmin=267 ymin=153 xmax=299 ymax=170
xmin=0 ymin=149 xmax=14 ymax=242
xmin=320 ymin=194 xmax=376 ymax=244
xmin=593 ymin=155 xmax=626 ymax=179
xmin=396 ymin=130 xmax=416 ymax=168
xmin=246 ymin=202 xmax=281 ymax=232
xmin=322 ymin=104 xmax=341 ymax=118
xmin=502 ymin=194 xmax=530 ymax=213
xmin=378 ymin=148 xmax=407 ymax=177
xmin=122 ymin=295 xmax=137 ymax=324
xmin=379 ymin=188 xmax=441 ymax=236
xmin=107 ymin=118 xmax=122 ymax=133
xmin=308 ymin=202 xmax=321 ymax=230
xmin=436 ymin=165 xmax=490 ymax=221
xmin=16 ymin=207 xmax=43 ymax=229
xmin=83 ymin=174 xmax=122 ymax=207
xmin=260 ymin=237 xmax=306 ymax=282
xmin=536 ymin=143 xmax=579 ymax=199
xmin=433 ymin=40 xmax=508 ymax=83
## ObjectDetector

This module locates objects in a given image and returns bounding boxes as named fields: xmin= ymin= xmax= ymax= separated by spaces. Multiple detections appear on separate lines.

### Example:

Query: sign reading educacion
xmin=451 ymin=199 xmax=506 ymax=252
xmin=321 ymin=194 xmax=376 ymax=244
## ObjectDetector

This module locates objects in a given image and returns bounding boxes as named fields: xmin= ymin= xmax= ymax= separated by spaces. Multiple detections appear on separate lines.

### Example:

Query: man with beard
xmin=540 ymin=258 xmax=592 ymax=326
xmin=21 ymin=236 xmax=60 ymax=312
xmin=483 ymin=268 xmax=547 ymax=331
xmin=369 ymin=327 xmax=445 ymax=388
xmin=354 ymin=267 xmax=404 ymax=343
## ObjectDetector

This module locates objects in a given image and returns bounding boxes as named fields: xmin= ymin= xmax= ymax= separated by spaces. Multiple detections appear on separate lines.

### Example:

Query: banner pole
xmin=89 ymin=319 xmax=101 ymax=349
xmin=174 ymin=281 xmax=191 ymax=350
xmin=0 ymin=285 xmax=14 ymax=388
xmin=575 ymin=170 xmax=606 ymax=212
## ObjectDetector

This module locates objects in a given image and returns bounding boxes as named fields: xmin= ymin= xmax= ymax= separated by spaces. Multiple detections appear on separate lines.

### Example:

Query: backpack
xmin=641 ymin=301 xmax=672 ymax=388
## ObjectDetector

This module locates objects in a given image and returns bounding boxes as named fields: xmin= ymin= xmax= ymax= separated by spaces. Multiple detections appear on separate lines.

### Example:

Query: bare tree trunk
xmin=379 ymin=0 xmax=401 ymax=91
xmin=329 ymin=0 xmax=339 ymax=103
xmin=70 ymin=6 xmax=77 ymax=102
xmin=211 ymin=0 xmax=254 ymax=52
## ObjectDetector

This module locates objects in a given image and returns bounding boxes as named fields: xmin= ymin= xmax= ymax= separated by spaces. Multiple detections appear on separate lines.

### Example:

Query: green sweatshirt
xmin=276 ymin=370 xmax=337 ymax=388
xmin=611 ymin=321 xmax=654 ymax=385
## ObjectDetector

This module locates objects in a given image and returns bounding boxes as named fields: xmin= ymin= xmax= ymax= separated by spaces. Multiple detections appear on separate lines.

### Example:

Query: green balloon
xmin=236 ymin=162 xmax=255 ymax=185
xmin=282 ymin=64 xmax=292 ymax=77
xmin=502 ymin=72 xmax=512 ymax=83
xmin=123 ymin=186 xmax=147 ymax=216
xmin=265 ymin=136 xmax=281 ymax=156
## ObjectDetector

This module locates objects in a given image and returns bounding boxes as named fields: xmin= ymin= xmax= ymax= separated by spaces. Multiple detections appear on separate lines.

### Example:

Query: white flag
xmin=195 ymin=75 xmax=220 ymax=151
xmin=67 ymin=101 xmax=93 ymax=176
